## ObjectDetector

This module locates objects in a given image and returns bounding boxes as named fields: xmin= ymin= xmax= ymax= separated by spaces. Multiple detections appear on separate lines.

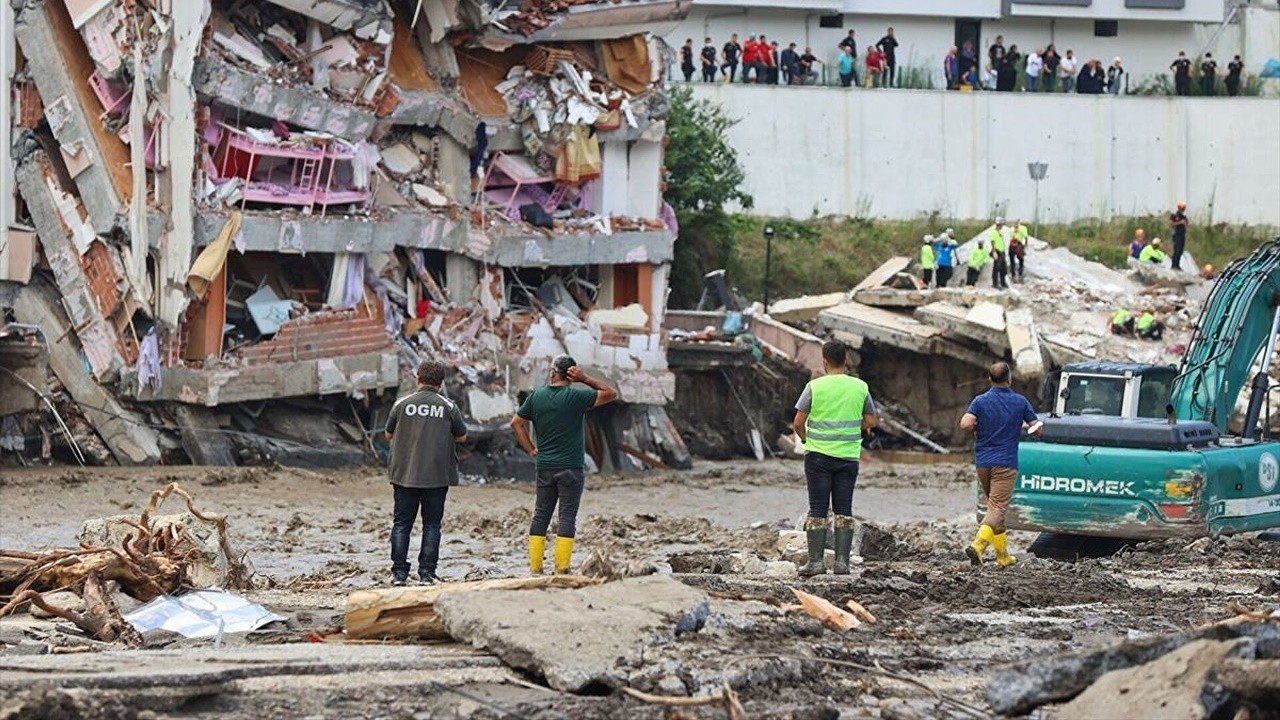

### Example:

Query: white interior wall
xmin=692 ymin=84 xmax=1280 ymax=225
xmin=599 ymin=141 xmax=630 ymax=215
xmin=626 ymin=140 xmax=662 ymax=219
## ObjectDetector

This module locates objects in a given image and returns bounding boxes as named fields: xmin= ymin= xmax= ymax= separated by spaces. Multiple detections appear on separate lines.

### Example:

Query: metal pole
xmin=763 ymin=233 xmax=773 ymax=312
xmin=1033 ymin=177 xmax=1040 ymax=238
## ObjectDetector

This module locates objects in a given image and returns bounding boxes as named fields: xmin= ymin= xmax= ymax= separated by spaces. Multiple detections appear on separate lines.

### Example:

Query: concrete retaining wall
xmin=692 ymin=84 xmax=1280 ymax=226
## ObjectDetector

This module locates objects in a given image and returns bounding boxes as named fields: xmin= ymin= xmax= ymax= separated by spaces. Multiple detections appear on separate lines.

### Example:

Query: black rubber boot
xmin=833 ymin=515 xmax=855 ymax=575
xmin=797 ymin=517 xmax=827 ymax=577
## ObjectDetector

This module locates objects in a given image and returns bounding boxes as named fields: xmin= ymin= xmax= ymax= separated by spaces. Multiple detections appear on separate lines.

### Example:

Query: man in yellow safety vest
xmin=791 ymin=340 xmax=879 ymax=577
xmin=920 ymin=236 xmax=937 ymax=287
xmin=966 ymin=240 xmax=990 ymax=286
xmin=988 ymin=217 xmax=1009 ymax=289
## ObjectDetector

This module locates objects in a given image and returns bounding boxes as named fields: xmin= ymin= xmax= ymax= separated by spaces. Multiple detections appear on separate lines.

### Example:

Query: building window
xmin=819 ymin=15 xmax=843 ymax=29
xmin=1125 ymin=0 xmax=1184 ymax=8
xmin=1094 ymin=21 xmax=1118 ymax=37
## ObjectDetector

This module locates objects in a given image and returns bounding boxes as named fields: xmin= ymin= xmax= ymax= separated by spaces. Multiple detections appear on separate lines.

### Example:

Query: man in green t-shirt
xmin=510 ymin=355 xmax=618 ymax=574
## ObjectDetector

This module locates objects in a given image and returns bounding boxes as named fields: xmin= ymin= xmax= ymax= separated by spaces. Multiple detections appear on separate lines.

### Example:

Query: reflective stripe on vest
xmin=805 ymin=374 xmax=869 ymax=459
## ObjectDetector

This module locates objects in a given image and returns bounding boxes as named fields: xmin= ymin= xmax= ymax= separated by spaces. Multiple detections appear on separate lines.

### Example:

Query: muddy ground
xmin=1 ymin=458 xmax=1277 ymax=719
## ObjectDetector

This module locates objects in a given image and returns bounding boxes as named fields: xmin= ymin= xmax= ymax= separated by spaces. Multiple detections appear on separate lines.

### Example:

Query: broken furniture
xmin=214 ymin=129 xmax=370 ymax=214
xmin=485 ymin=152 xmax=568 ymax=222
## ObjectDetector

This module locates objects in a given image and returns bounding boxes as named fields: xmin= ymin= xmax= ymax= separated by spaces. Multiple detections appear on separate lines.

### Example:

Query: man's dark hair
xmin=822 ymin=340 xmax=849 ymax=367
xmin=417 ymin=360 xmax=448 ymax=387
xmin=989 ymin=361 xmax=1011 ymax=385
xmin=553 ymin=354 xmax=577 ymax=379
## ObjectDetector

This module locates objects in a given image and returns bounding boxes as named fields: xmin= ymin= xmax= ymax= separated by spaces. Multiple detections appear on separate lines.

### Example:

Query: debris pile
xmin=0 ymin=483 xmax=247 ymax=646
xmin=1 ymin=0 xmax=691 ymax=472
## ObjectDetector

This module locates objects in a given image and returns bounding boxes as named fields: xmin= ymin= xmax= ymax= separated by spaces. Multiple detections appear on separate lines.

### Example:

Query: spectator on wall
xmin=837 ymin=45 xmax=856 ymax=87
xmin=721 ymin=33 xmax=742 ymax=82
xmin=988 ymin=35 xmax=1006 ymax=70
xmin=1226 ymin=54 xmax=1244 ymax=96
xmin=781 ymin=43 xmax=800 ymax=85
xmin=1078 ymin=59 xmax=1106 ymax=94
xmin=680 ymin=39 xmax=695 ymax=82
xmin=1199 ymin=52 xmax=1218 ymax=95
xmin=765 ymin=40 xmax=780 ymax=84
xmin=1042 ymin=45 xmax=1060 ymax=92
xmin=944 ymin=46 xmax=960 ymax=90
xmin=981 ymin=62 xmax=996 ymax=91
xmin=960 ymin=40 xmax=977 ymax=80
xmin=742 ymin=34 xmax=760 ymax=83
xmin=1060 ymin=49 xmax=1078 ymax=93
xmin=838 ymin=30 xmax=859 ymax=86
xmin=1025 ymin=48 xmax=1044 ymax=92
xmin=798 ymin=47 xmax=822 ymax=85
xmin=700 ymin=38 xmax=718 ymax=82
xmin=1107 ymin=57 xmax=1125 ymax=95
xmin=876 ymin=27 xmax=899 ymax=87
xmin=997 ymin=44 xmax=1020 ymax=91
xmin=865 ymin=45 xmax=887 ymax=88
xmin=1170 ymin=51 xmax=1192 ymax=95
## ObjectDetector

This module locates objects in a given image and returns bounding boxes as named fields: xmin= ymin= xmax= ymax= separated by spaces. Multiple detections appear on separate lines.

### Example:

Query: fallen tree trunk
xmin=344 ymin=575 xmax=603 ymax=640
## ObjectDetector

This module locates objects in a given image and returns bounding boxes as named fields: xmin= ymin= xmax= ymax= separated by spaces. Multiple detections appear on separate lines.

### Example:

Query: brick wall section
xmin=234 ymin=311 xmax=392 ymax=365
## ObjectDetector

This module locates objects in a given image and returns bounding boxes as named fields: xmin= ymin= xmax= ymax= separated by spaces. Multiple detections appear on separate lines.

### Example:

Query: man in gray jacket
xmin=384 ymin=360 xmax=467 ymax=585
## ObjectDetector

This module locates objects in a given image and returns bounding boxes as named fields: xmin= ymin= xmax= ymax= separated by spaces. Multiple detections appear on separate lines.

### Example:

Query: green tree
xmin=664 ymin=86 xmax=753 ymax=307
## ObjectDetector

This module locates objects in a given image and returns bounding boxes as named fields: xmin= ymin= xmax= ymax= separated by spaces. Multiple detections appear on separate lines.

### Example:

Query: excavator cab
xmin=1054 ymin=362 xmax=1177 ymax=419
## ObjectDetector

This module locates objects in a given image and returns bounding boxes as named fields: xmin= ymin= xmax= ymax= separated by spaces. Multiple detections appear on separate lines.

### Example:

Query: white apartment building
xmin=666 ymin=1 xmax=1278 ymax=90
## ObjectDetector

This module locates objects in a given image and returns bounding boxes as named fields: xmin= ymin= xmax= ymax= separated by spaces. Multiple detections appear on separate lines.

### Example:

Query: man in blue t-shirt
xmin=959 ymin=362 xmax=1041 ymax=567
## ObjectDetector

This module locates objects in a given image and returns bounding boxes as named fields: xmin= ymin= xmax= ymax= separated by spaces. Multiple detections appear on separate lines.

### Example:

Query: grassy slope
xmin=721 ymin=214 xmax=1273 ymax=301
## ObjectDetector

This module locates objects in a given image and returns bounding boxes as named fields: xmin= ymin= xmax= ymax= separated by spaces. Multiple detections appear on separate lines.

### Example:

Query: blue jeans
xmin=1026 ymin=75 xmax=1039 ymax=92
xmin=391 ymin=485 xmax=449 ymax=578
xmin=530 ymin=468 xmax=585 ymax=538
xmin=805 ymin=452 xmax=859 ymax=517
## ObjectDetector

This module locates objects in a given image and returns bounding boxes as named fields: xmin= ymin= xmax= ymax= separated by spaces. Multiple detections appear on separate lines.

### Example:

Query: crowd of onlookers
xmin=677 ymin=29 xmax=1250 ymax=96
xmin=676 ymin=28 xmax=904 ymax=88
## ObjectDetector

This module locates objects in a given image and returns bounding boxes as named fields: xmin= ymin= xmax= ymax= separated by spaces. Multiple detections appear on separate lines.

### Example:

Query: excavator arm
xmin=1170 ymin=238 xmax=1280 ymax=433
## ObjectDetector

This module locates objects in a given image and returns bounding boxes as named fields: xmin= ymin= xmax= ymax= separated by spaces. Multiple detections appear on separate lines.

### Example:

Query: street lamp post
xmin=762 ymin=225 xmax=776 ymax=313
xmin=1027 ymin=162 xmax=1048 ymax=238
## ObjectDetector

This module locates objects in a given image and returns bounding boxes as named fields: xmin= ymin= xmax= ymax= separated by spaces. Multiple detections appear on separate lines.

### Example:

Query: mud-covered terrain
xmin=2 ymin=459 xmax=1277 ymax=719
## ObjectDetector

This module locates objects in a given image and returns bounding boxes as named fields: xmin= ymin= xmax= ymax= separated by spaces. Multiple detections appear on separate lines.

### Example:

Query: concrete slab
xmin=1006 ymin=308 xmax=1045 ymax=381
xmin=914 ymin=302 xmax=1008 ymax=354
xmin=767 ymin=291 xmax=847 ymax=324
xmin=12 ymin=278 xmax=161 ymax=465
xmin=124 ymin=351 xmax=400 ymax=405
xmin=820 ymin=301 xmax=944 ymax=355
xmin=853 ymin=256 xmax=912 ymax=292
xmin=852 ymin=287 xmax=933 ymax=309
xmin=436 ymin=575 xmax=710 ymax=693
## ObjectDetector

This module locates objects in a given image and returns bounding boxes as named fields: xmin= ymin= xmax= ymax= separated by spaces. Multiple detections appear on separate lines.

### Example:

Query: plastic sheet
xmin=124 ymin=589 xmax=283 ymax=639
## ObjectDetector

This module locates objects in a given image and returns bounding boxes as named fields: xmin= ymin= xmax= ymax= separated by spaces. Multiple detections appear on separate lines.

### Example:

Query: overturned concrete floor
xmin=2 ymin=461 xmax=1276 ymax=718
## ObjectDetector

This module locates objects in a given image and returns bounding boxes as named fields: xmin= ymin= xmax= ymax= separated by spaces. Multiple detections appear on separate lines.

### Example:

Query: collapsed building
xmin=0 ymin=0 xmax=693 ymax=474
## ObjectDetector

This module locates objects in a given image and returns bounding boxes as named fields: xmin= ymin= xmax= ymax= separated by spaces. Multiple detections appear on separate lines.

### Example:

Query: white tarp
xmin=124 ymin=589 xmax=283 ymax=639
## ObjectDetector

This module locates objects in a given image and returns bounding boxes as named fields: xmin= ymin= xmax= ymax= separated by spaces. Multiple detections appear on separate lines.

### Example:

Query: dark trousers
xmin=1201 ymin=77 xmax=1215 ymax=95
xmin=805 ymin=452 xmax=859 ymax=517
xmin=886 ymin=62 xmax=896 ymax=86
xmin=1226 ymin=78 xmax=1240 ymax=96
xmin=530 ymin=468 xmax=585 ymax=538
xmin=1175 ymin=78 xmax=1191 ymax=96
xmin=391 ymin=485 xmax=449 ymax=578
xmin=1139 ymin=322 xmax=1165 ymax=341
xmin=840 ymin=72 xmax=854 ymax=87
xmin=966 ymin=267 xmax=980 ymax=286
xmin=993 ymin=251 xmax=1008 ymax=287
xmin=1172 ymin=236 xmax=1186 ymax=270
xmin=937 ymin=266 xmax=954 ymax=287
xmin=682 ymin=66 xmax=694 ymax=82
xmin=1010 ymin=251 xmax=1025 ymax=280
xmin=922 ymin=268 xmax=934 ymax=286
xmin=702 ymin=64 xmax=716 ymax=82
xmin=722 ymin=62 xmax=738 ymax=82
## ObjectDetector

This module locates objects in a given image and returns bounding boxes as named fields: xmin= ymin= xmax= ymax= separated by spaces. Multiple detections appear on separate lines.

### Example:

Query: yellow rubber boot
xmin=992 ymin=532 xmax=1017 ymax=567
xmin=528 ymin=536 xmax=546 ymax=575
xmin=966 ymin=525 xmax=995 ymax=566
xmin=553 ymin=536 xmax=574 ymax=575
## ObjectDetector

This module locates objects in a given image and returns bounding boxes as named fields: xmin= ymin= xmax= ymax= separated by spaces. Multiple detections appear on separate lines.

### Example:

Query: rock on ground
xmin=435 ymin=575 xmax=710 ymax=693
xmin=1048 ymin=638 xmax=1251 ymax=720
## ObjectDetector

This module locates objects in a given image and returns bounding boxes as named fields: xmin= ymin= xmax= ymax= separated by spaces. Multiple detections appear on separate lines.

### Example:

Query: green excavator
xmin=1006 ymin=238 xmax=1280 ymax=551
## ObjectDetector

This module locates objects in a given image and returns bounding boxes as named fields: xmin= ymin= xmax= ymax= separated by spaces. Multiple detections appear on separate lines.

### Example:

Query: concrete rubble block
xmin=931 ymin=286 xmax=1021 ymax=309
xmin=854 ymin=257 xmax=913 ymax=292
xmin=381 ymin=143 xmax=423 ymax=178
xmin=81 ymin=512 xmax=232 ymax=588
xmin=1127 ymin=258 xmax=1199 ymax=289
xmin=914 ymin=301 xmax=1008 ymax=354
xmin=435 ymin=575 xmax=710 ymax=693
xmin=819 ymin=302 xmax=944 ymax=356
xmin=852 ymin=287 xmax=933 ymax=309
xmin=1049 ymin=639 xmax=1252 ymax=720
xmin=1005 ymin=308 xmax=1045 ymax=381
xmin=767 ymin=292 xmax=848 ymax=324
